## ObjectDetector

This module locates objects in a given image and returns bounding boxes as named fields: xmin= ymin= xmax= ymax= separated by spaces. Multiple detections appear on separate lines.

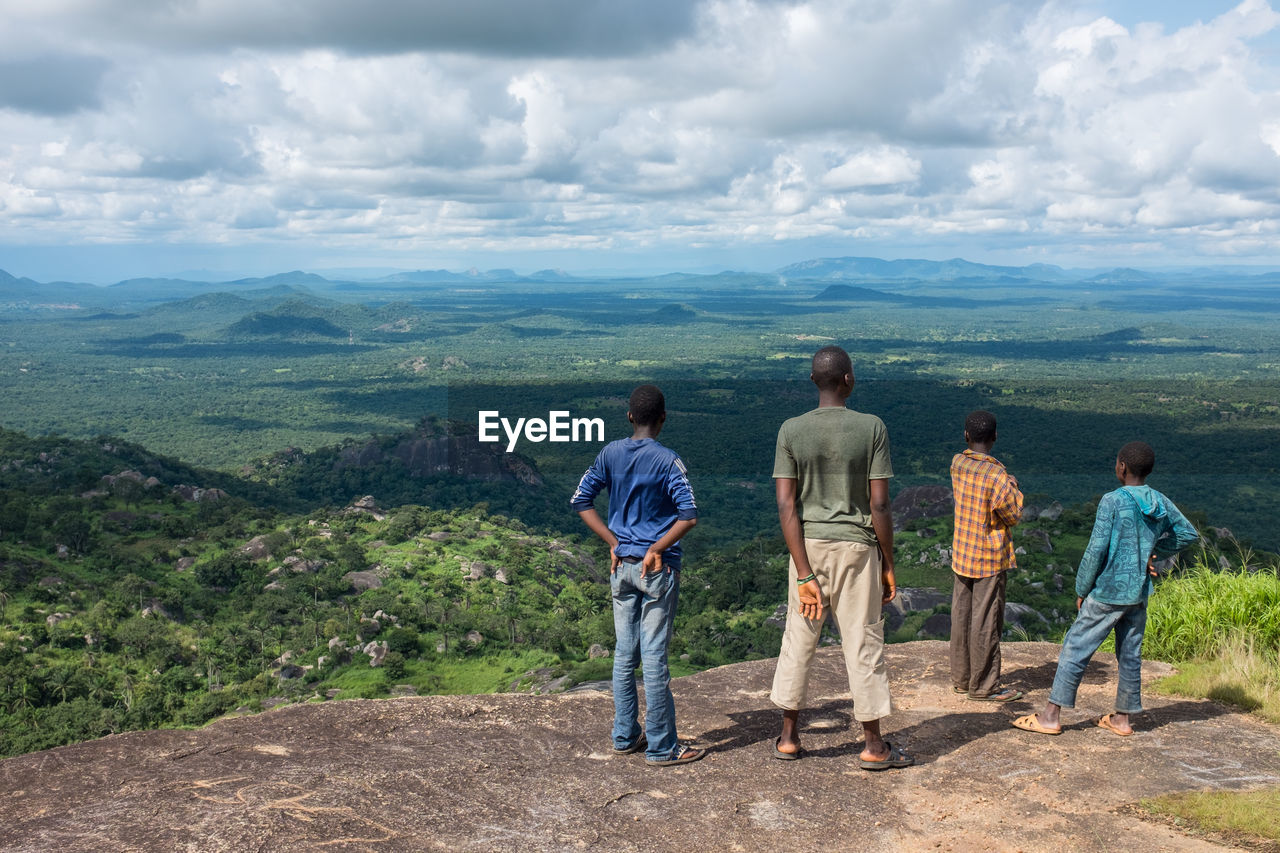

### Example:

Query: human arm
xmin=991 ymin=471 xmax=1024 ymax=528
xmin=1074 ymin=494 xmax=1115 ymax=600
xmin=776 ymin=477 xmax=822 ymax=621
xmin=576 ymin=508 xmax=621 ymax=573
xmin=870 ymin=477 xmax=896 ymax=604
xmin=642 ymin=455 xmax=699 ymax=574
xmin=1153 ymin=500 xmax=1200 ymax=559
xmin=643 ymin=518 xmax=697 ymax=574
xmin=570 ymin=454 xmax=617 ymax=571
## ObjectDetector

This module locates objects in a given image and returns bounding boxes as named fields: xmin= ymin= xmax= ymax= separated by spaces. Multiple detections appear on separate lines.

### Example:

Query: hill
xmin=0 ymin=642 xmax=1275 ymax=852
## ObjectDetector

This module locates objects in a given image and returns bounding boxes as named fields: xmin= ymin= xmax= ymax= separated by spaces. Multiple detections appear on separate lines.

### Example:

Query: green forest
xmin=2 ymin=261 xmax=1279 ymax=758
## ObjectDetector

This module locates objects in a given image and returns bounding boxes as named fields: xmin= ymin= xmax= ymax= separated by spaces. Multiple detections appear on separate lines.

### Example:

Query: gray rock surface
xmin=0 ymin=643 xmax=1276 ymax=852
xmin=344 ymin=571 xmax=382 ymax=591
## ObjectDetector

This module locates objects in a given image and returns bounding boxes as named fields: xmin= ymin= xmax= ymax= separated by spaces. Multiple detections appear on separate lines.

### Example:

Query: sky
xmin=3 ymin=0 xmax=1280 ymax=282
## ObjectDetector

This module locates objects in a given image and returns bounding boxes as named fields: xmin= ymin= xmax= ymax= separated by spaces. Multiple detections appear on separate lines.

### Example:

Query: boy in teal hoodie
xmin=1014 ymin=441 xmax=1198 ymax=736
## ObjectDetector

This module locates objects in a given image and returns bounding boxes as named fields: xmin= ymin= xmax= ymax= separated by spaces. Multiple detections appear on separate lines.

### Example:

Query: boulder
xmin=427 ymin=532 xmax=452 ymax=542
xmin=1037 ymin=501 xmax=1064 ymax=521
xmin=1004 ymin=602 xmax=1048 ymax=628
xmin=343 ymin=571 xmax=382 ymax=591
xmin=239 ymin=535 xmax=274 ymax=561
xmin=275 ymin=664 xmax=305 ymax=680
xmin=363 ymin=641 xmax=389 ymax=667
xmin=916 ymin=613 xmax=951 ymax=639
xmin=1024 ymin=528 xmax=1054 ymax=553
xmin=493 ymin=568 xmax=509 ymax=584
xmin=465 ymin=630 xmax=484 ymax=648
xmin=174 ymin=557 xmax=196 ymax=572
xmin=347 ymin=496 xmax=386 ymax=521
xmin=764 ymin=603 xmax=788 ymax=630
xmin=587 ymin=643 xmax=611 ymax=659
xmin=891 ymin=485 xmax=954 ymax=529
xmin=921 ymin=612 xmax=952 ymax=637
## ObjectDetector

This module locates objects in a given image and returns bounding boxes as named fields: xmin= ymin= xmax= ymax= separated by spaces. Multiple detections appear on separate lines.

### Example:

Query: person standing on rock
xmin=949 ymin=410 xmax=1024 ymax=702
xmin=572 ymin=384 xmax=705 ymax=766
xmin=1014 ymin=441 xmax=1199 ymax=737
xmin=769 ymin=346 xmax=912 ymax=770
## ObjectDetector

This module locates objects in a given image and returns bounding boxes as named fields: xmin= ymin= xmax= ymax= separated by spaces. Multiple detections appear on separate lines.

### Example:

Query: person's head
xmin=810 ymin=345 xmax=853 ymax=393
xmin=627 ymin=384 xmax=666 ymax=429
xmin=964 ymin=410 xmax=997 ymax=446
xmin=1116 ymin=441 xmax=1155 ymax=482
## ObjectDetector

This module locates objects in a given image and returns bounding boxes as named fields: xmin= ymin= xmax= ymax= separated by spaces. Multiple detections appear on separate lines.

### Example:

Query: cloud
xmin=3 ymin=0 xmax=698 ymax=58
xmin=4 ymin=0 xmax=1280 ymax=271
xmin=0 ymin=55 xmax=110 ymax=115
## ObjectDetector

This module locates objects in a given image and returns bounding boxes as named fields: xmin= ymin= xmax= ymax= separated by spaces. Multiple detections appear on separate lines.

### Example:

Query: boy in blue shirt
xmin=1014 ymin=441 xmax=1198 ymax=736
xmin=571 ymin=385 xmax=703 ymax=766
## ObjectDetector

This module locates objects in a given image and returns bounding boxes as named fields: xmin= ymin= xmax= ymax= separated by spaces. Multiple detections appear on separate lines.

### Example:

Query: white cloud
xmin=5 ymin=0 xmax=1280 ymax=273
xmin=824 ymin=147 xmax=921 ymax=190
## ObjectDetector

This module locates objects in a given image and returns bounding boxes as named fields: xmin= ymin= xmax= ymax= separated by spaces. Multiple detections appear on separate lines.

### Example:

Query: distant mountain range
xmin=4 ymin=255 xmax=1280 ymax=310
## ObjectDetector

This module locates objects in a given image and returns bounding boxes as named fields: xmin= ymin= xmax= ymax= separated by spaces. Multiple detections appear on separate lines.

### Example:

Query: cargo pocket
xmin=859 ymin=618 xmax=887 ymax=672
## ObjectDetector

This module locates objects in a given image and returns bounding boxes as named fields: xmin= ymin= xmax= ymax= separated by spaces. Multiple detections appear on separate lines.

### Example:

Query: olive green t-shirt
xmin=772 ymin=406 xmax=893 ymax=544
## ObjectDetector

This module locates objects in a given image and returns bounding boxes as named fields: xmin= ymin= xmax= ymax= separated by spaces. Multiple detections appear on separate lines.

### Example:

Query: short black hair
xmin=628 ymin=384 xmax=665 ymax=426
xmin=965 ymin=410 xmax=997 ymax=443
xmin=811 ymin=345 xmax=853 ymax=390
xmin=1118 ymin=441 xmax=1155 ymax=478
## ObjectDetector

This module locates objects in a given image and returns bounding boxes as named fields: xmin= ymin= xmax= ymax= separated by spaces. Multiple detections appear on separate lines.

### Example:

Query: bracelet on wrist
xmin=796 ymin=573 xmax=817 ymax=585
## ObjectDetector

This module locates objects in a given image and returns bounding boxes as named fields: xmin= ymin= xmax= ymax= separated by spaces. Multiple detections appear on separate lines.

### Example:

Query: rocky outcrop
xmin=343 ymin=571 xmax=382 ymax=591
xmin=239 ymin=535 xmax=274 ymax=561
xmin=1 ymin=643 xmax=1275 ymax=853
xmin=171 ymin=485 xmax=227 ymax=502
xmin=891 ymin=485 xmax=953 ymax=529
xmin=346 ymin=495 xmax=386 ymax=520
xmin=326 ymin=421 xmax=544 ymax=487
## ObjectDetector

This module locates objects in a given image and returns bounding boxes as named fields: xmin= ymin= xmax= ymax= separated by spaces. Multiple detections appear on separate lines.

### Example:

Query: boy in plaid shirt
xmin=949 ymin=410 xmax=1024 ymax=701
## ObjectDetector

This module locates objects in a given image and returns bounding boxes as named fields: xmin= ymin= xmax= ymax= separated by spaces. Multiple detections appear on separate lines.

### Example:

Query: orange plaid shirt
xmin=950 ymin=449 xmax=1023 ymax=579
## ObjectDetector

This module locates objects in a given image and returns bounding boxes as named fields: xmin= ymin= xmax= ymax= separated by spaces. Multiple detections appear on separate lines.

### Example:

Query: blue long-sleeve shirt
xmin=1076 ymin=485 xmax=1199 ymax=605
xmin=570 ymin=437 xmax=698 ymax=567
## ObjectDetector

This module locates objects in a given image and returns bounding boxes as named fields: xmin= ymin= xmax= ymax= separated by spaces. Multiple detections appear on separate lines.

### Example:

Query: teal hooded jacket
xmin=1076 ymin=485 xmax=1199 ymax=605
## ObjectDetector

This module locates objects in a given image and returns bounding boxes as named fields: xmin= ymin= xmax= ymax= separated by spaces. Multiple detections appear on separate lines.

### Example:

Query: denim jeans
xmin=1049 ymin=595 xmax=1147 ymax=714
xmin=611 ymin=559 xmax=680 ymax=761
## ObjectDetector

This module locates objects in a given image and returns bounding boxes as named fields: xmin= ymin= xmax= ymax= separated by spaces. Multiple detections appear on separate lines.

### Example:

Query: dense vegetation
xmin=0 ymin=422 xmax=1271 ymax=759
xmin=2 ymin=260 xmax=1279 ymax=759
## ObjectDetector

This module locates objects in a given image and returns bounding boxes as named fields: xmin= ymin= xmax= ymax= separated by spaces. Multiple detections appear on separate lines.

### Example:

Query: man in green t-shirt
xmin=769 ymin=346 xmax=912 ymax=770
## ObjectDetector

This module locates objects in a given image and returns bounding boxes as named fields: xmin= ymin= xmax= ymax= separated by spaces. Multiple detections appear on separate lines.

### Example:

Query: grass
xmin=1144 ymin=558 xmax=1280 ymax=722
xmin=1134 ymin=558 xmax=1280 ymax=845
xmin=1145 ymin=558 xmax=1280 ymax=663
xmin=1139 ymin=788 xmax=1280 ymax=846
xmin=1153 ymin=632 xmax=1280 ymax=724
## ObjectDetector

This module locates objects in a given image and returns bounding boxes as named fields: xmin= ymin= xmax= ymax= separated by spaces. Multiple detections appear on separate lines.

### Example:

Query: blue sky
xmin=3 ymin=0 xmax=1280 ymax=282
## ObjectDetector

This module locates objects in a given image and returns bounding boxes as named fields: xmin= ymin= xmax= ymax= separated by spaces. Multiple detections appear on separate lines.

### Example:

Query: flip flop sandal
xmin=859 ymin=741 xmax=914 ymax=771
xmin=1097 ymin=714 xmax=1134 ymax=737
xmin=1012 ymin=713 xmax=1061 ymax=735
xmin=773 ymin=737 xmax=802 ymax=760
xmin=970 ymin=687 xmax=1023 ymax=702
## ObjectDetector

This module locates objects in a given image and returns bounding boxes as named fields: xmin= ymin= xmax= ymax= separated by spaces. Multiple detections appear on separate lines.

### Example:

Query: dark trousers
xmin=949 ymin=571 xmax=1007 ymax=696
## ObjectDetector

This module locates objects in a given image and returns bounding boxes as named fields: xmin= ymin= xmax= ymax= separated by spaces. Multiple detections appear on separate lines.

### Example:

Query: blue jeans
xmin=611 ymin=559 xmax=680 ymax=761
xmin=1049 ymin=595 xmax=1147 ymax=714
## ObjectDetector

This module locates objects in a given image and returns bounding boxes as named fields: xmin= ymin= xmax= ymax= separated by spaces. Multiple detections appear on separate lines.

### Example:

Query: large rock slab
xmin=0 ymin=642 xmax=1275 ymax=852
